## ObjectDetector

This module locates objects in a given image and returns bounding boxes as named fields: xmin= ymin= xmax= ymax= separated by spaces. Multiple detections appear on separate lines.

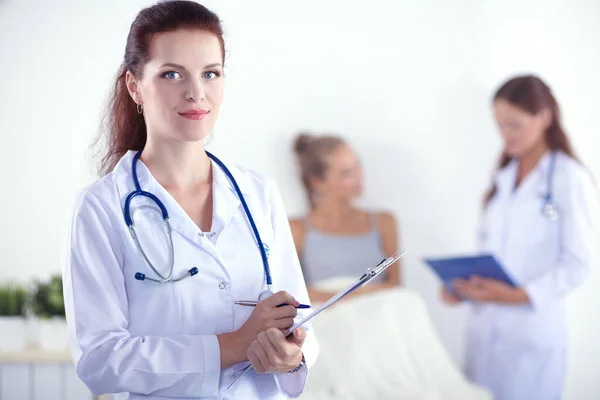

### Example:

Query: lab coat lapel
xmin=211 ymin=159 xmax=243 ymax=236
xmin=495 ymin=160 xmax=517 ymax=195
xmin=128 ymin=155 xmax=245 ymax=240
xmin=136 ymin=170 xmax=201 ymax=244
xmin=495 ymin=153 xmax=553 ymax=257
xmin=207 ymin=159 xmax=254 ymax=278
xmin=492 ymin=161 xmax=517 ymax=255
xmin=509 ymin=152 xmax=553 ymax=202
xmin=157 ymin=157 xmax=249 ymax=267
xmin=113 ymin=151 xmax=253 ymax=272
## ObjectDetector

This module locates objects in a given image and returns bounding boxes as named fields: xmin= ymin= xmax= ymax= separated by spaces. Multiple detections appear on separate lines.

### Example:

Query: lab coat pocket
xmin=513 ymin=204 xmax=560 ymax=282
xmin=495 ymin=305 xmax=560 ymax=348
xmin=175 ymin=242 xmax=232 ymax=335
xmin=121 ymin=230 xmax=183 ymax=336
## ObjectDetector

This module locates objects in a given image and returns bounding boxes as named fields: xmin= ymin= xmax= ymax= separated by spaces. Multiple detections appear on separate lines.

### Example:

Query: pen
xmin=234 ymin=301 xmax=311 ymax=309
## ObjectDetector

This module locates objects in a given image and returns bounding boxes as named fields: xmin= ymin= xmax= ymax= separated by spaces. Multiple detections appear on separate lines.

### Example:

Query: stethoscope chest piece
xmin=258 ymin=288 xmax=273 ymax=301
xmin=543 ymin=202 xmax=559 ymax=221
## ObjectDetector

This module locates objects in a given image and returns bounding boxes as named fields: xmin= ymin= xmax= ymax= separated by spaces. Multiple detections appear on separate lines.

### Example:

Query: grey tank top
xmin=300 ymin=213 xmax=387 ymax=285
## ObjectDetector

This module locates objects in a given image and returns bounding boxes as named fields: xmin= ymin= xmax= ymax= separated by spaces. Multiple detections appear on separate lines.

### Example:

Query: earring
xmin=137 ymin=104 xmax=143 ymax=114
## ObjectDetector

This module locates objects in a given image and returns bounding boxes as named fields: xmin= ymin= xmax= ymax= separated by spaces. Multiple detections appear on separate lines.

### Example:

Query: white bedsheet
xmin=298 ymin=280 xmax=491 ymax=400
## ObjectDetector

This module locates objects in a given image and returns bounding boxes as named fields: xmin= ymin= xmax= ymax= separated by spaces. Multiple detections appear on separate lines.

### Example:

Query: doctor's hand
xmin=247 ymin=327 xmax=306 ymax=374
xmin=237 ymin=291 xmax=299 ymax=347
xmin=440 ymin=285 xmax=462 ymax=305
xmin=453 ymin=276 xmax=529 ymax=304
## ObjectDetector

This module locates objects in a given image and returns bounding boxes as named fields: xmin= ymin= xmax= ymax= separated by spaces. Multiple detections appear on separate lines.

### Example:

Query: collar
xmin=112 ymin=150 xmax=253 ymax=196
xmin=112 ymin=150 xmax=254 ymax=236
xmin=209 ymin=152 xmax=254 ymax=198
xmin=494 ymin=151 xmax=557 ymax=194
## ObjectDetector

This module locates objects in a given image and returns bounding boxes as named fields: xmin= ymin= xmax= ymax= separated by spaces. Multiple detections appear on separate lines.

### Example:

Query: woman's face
xmin=126 ymin=29 xmax=224 ymax=143
xmin=493 ymin=99 xmax=551 ymax=158
xmin=314 ymin=144 xmax=364 ymax=201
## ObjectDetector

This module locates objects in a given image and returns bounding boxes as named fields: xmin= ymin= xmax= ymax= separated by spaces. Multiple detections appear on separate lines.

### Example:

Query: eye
xmin=202 ymin=70 xmax=220 ymax=80
xmin=162 ymin=71 xmax=182 ymax=80
xmin=340 ymin=168 xmax=354 ymax=178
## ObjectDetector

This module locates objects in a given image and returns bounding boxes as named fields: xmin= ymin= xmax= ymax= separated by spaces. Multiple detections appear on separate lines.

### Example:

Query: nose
xmin=185 ymin=79 xmax=206 ymax=102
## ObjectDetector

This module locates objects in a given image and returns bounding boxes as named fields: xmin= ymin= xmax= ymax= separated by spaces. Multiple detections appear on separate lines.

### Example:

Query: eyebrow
xmin=159 ymin=62 xmax=222 ymax=69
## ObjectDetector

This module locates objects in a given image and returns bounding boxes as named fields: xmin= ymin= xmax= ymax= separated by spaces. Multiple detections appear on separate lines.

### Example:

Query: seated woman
xmin=289 ymin=132 xmax=402 ymax=303
xmin=288 ymin=133 xmax=491 ymax=399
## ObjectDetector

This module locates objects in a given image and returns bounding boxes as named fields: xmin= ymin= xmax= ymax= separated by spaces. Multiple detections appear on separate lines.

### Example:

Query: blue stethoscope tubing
xmin=542 ymin=151 xmax=559 ymax=220
xmin=123 ymin=149 xmax=272 ymax=290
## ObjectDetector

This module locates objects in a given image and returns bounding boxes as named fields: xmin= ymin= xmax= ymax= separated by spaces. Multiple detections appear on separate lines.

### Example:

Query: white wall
xmin=1 ymin=0 xmax=599 ymax=398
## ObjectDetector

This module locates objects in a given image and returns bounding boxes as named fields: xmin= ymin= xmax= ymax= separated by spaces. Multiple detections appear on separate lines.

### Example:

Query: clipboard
xmin=424 ymin=254 xmax=517 ymax=288
xmin=288 ymin=249 xmax=407 ymax=333
xmin=227 ymin=249 xmax=407 ymax=389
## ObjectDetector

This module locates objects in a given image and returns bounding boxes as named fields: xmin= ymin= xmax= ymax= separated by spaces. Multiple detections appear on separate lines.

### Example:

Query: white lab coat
xmin=62 ymin=150 xmax=318 ymax=400
xmin=467 ymin=151 xmax=598 ymax=400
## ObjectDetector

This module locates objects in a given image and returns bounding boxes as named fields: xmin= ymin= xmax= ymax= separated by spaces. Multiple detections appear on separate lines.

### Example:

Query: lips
xmin=179 ymin=109 xmax=209 ymax=120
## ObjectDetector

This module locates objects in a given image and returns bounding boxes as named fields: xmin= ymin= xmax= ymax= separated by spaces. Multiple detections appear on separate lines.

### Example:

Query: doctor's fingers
xmin=266 ymin=327 xmax=301 ymax=364
xmin=452 ymin=281 xmax=469 ymax=294
xmin=462 ymin=286 xmax=491 ymax=301
xmin=468 ymin=275 xmax=488 ymax=286
xmin=440 ymin=286 xmax=461 ymax=304
xmin=287 ymin=327 xmax=306 ymax=346
xmin=248 ymin=332 xmax=284 ymax=373
xmin=262 ymin=291 xmax=299 ymax=308
xmin=247 ymin=345 xmax=267 ymax=374
xmin=271 ymin=317 xmax=295 ymax=331
xmin=256 ymin=305 xmax=296 ymax=327
xmin=257 ymin=331 xmax=281 ymax=363
xmin=453 ymin=284 xmax=478 ymax=300
xmin=272 ymin=304 xmax=298 ymax=319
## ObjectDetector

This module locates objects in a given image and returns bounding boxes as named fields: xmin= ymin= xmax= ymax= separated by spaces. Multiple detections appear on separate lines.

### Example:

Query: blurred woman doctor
xmin=442 ymin=75 xmax=598 ymax=400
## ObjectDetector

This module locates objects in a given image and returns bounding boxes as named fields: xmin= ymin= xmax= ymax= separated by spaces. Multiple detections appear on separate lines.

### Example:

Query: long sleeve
xmin=62 ymin=188 xmax=221 ymax=397
xmin=266 ymin=179 xmax=319 ymax=398
xmin=524 ymin=167 xmax=600 ymax=309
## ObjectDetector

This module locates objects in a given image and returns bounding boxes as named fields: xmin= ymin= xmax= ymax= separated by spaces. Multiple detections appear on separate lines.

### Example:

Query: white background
xmin=1 ymin=0 xmax=599 ymax=398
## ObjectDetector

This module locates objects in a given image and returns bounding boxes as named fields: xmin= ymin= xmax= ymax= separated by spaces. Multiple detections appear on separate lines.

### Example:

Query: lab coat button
xmin=219 ymin=282 xmax=226 ymax=289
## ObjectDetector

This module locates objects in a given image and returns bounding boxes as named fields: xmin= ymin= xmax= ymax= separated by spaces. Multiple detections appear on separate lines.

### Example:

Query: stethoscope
xmin=541 ymin=151 xmax=559 ymax=221
xmin=123 ymin=150 xmax=274 ymax=301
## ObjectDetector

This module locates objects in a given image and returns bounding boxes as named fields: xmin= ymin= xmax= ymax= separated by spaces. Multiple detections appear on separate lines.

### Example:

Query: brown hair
xmin=93 ymin=0 xmax=225 ymax=176
xmin=484 ymin=74 xmax=578 ymax=205
xmin=294 ymin=132 xmax=346 ymax=208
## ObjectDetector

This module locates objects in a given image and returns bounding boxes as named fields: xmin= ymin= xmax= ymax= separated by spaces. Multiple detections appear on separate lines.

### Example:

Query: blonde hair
xmin=293 ymin=132 xmax=346 ymax=208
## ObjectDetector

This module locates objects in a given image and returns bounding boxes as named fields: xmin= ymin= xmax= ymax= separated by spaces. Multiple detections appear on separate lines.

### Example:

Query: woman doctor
xmin=62 ymin=2 xmax=317 ymax=399
xmin=441 ymin=75 xmax=598 ymax=400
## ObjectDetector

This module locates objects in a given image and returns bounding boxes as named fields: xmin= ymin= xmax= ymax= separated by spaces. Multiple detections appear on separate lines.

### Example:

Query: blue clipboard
xmin=424 ymin=254 xmax=517 ymax=288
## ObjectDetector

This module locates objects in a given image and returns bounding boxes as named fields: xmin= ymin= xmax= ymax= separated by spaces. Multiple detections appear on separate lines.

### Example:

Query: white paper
xmin=288 ymin=249 xmax=407 ymax=334
xmin=226 ymin=249 xmax=406 ymax=389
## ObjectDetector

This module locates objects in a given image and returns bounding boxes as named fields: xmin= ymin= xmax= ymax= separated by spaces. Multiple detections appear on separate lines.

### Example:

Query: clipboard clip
xmin=360 ymin=251 xmax=405 ymax=281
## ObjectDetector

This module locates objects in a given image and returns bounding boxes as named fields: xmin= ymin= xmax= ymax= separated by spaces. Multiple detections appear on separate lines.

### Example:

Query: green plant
xmin=0 ymin=282 xmax=28 ymax=316
xmin=29 ymin=274 xmax=65 ymax=319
